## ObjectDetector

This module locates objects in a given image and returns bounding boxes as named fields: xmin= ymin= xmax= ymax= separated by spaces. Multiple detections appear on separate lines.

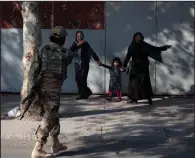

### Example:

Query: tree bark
xmin=20 ymin=2 xmax=42 ymax=121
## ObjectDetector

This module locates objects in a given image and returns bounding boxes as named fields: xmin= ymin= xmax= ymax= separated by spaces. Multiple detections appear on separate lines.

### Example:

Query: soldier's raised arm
xmin=62 ymin=48 xmax=77 ymax=65
xmin=61 ymin=48 xmax=77 ymax=82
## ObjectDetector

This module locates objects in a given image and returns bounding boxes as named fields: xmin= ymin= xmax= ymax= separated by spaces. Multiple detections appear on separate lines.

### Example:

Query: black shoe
xmin=75 ymin=96 xmax=85 ymax=100
xmin=130 ymin=99 xmax=138 ymax=103
xmin=86 ymin=89 xmax=92 ymax=98
xmin=88 ymin=90 xmax=92 ymax=96
xmin=82 ymin=93 xmax=91 ymax=99
xmin=148 ymin=98 xmax=153 ymax=105
xmin=81 ymin=89 xmax=92 ymax=99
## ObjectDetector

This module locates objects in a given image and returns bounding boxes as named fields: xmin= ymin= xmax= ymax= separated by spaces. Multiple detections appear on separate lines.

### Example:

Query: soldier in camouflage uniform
xmin=31 ymin=26 xmax=74 ymax=158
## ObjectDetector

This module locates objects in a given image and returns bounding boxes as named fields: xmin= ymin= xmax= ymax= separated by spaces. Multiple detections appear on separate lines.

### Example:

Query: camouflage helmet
xmin=51 ymin=26 xmax=68 ymax=38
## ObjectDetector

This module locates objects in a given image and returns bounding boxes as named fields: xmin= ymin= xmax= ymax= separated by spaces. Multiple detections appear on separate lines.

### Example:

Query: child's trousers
xmin=108 ymin=90 xmax=122 ymax=98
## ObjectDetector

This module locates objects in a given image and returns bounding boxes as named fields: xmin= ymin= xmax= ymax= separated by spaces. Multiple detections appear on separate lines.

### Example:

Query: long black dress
xmin=70 ymin=41 xmax=100 ymax=99
xmin=123 ymin=32 xmax=168 ymax=102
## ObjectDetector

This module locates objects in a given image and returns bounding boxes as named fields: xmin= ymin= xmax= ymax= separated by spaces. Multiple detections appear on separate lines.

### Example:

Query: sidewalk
xmin=1 ymin=94 xmax=195 ymax=158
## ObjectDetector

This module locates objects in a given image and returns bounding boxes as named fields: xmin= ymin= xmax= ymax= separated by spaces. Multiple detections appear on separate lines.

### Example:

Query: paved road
xmin=1 ymin=95 xmax=195 ymax=158
xmin=1 ymin=139 xmax=195 ymax=158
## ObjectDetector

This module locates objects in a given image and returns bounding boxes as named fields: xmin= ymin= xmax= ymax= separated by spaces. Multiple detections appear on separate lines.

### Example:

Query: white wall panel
xmin=156 ymin=2 xmax=194 ymax=95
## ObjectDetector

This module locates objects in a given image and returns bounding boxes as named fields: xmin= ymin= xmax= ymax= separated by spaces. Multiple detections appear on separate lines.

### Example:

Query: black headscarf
xmin=130 ymin=32 xmax=144 ymax=48
xmin=128 ymin=32 xmax=145 ymax=53
xmin=132 ymin=32 xmax=144 ymax=44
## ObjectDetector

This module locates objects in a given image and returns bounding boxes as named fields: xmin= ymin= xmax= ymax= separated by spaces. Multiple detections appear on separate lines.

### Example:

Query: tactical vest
xmin=40 ymin=45 xmax=65 ymax=79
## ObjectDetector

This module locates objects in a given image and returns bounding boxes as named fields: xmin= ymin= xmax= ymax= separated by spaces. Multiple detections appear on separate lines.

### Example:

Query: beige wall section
xmin=1 ymin=2 xmax=194 ymax=95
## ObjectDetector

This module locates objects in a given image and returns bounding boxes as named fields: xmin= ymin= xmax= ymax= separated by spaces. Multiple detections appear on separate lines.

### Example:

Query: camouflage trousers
xmin=36 ymin=90 xmax=61 ymax=144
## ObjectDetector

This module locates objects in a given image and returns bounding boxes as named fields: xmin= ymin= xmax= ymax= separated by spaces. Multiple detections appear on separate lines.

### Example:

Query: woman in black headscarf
xmin=123 ymin=32 xmax=171 ymax=105
xmin=70 ymin=31 xmax=102 ymax=100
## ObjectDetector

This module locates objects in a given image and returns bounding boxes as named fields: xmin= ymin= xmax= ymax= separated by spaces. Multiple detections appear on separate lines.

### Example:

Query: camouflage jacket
xmin=28 ymin=42 xmax=74 ymax=91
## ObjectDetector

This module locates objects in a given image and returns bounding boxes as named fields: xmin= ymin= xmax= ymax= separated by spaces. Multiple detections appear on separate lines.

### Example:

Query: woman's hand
xmin=120 ymin=67 xmax=125 ymax=71
xmin=97 ymin=60 xmax=102 ymax=66
xmin=120 ymin=67 xmax=124 ymax=71
xmin=77 ymin=40 xmax=85 ymax=46
xmin=166 ymin=45 xmax=172 ymax=49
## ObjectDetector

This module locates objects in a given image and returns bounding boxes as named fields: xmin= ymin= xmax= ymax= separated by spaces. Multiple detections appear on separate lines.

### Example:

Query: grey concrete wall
xmin=1 ymin=1 xmax=194 ymax=95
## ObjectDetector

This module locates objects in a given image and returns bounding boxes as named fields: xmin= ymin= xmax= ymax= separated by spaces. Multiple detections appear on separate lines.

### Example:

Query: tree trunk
xmin=20 ymin=2 xmax=42 ymax=121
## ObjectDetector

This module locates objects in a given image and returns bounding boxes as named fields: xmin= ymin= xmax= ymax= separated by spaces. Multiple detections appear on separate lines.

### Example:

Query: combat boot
xmin=51 ymin=137 xmax=67 ymax=155
xmin=31 ymin=141 xmax=53 ymax=158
